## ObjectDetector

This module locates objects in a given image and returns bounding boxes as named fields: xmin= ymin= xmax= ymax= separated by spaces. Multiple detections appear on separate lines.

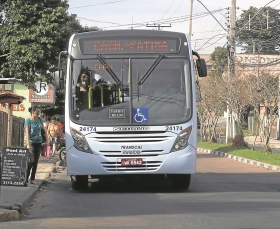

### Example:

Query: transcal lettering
xmin=121 ymin=145 xmax=142 ymax=150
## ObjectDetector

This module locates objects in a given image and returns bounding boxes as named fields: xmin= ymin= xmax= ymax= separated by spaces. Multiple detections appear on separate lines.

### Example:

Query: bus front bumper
xmin=66 ymin=146 xmax=196 ymax=176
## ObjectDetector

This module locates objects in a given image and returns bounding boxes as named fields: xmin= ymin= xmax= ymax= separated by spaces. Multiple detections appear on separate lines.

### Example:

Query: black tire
xmin=169 ymin=174 xmax=191 ymax=190
xmin=59 ymin=147 xmax=66 ymax=162
xmin=71 ymin=175 xmax=88 ymax=190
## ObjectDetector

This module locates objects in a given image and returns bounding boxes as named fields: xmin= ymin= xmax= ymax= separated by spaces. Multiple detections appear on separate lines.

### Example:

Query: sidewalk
xmin=244 ymin=135 xmax=280 ymax=154
xmin=0 ymin=157 xmax=58 ymax=222
xmin=198 ymin=135 xmax=280 ymax=172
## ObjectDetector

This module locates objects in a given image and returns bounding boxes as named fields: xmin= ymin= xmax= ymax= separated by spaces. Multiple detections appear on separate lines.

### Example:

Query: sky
xmin=67 ymin=0 xmax=280 ymax=54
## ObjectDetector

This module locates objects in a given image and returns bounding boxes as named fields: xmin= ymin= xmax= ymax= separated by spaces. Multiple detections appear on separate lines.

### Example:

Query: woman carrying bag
xmin=25 ymin=105 xmax=48 ymax=185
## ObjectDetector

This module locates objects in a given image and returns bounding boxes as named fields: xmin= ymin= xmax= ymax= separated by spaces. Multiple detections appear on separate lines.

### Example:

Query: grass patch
xmin=197 ymin=141 xmax=280 ymax=166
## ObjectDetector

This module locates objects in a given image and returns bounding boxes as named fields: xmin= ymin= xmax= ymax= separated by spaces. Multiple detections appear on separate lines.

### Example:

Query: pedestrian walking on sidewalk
xmin=25 ymin=105 xmax=48 ymax=185
xmin=40 ymin=113 xmax=51 ymax=158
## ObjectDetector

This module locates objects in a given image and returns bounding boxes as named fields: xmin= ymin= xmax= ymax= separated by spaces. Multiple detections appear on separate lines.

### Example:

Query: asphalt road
xmin=1 ymin=152 xmax=280 ymax=229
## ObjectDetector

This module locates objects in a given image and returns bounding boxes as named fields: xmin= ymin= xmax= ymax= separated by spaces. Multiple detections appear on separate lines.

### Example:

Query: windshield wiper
xmin=97 ymin=55 xmax=122 ymax=85
xmin=138 ymin=54 xmax=164 ymax=85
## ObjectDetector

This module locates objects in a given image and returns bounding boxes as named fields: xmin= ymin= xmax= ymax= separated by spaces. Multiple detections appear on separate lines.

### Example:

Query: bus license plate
xmin=121 ymin=158 xmax=143 ymax=166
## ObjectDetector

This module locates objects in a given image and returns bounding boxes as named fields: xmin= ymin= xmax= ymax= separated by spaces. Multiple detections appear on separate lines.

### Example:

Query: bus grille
xmin=101 ymin=160 xmax=162 ymax=172
xmin=92 ymin=131 xmax=171 ymax=143
xmin=88 ymin=131 xmax=174 ymax=171
xmin=99 ymin=150 xmax=164 ymax=158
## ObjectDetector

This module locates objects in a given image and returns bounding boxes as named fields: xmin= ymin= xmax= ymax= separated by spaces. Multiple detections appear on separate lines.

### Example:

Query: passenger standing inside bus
xmin=25 ymin=106 xmax=47 ymax=184
xmin=77 ymin=73 xmax=90 ymax=110
xmin=48 ymin=116 xmax=64 ymax=156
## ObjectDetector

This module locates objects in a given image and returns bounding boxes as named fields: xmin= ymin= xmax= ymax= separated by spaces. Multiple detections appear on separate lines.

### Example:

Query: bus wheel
xmin=169 ymin=174 xmax=191 ymax=190
xmin=71 ymin=175 xmax=88 ymax=190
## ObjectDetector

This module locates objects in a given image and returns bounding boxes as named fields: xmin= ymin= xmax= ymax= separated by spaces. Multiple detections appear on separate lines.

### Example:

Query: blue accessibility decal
xmin=133 ymin=108 xmax=149 ymax=124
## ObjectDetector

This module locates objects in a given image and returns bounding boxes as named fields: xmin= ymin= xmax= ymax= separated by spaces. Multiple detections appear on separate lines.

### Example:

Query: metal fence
xmin=0 ymin=112 xmax=8 ymax=147
xmin=12 ymin=116 xmax=25 ymax=147
xmin=0 ymin=111 xmax=25 ymax=148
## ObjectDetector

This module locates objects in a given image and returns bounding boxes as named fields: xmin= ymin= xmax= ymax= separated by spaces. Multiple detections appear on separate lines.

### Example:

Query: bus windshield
xmin=70 ymin=57 xmax=192 ymax=126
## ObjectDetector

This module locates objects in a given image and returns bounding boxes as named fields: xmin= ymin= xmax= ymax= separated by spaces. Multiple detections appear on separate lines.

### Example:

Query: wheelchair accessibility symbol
xmin=133 ymin=108 xmax=149 ymax=124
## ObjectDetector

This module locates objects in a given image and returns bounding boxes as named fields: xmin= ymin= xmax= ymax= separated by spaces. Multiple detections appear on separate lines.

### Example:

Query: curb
xmin=0 ymin=179 xmax=48 ymax=222
xmin=0 ymin=209 xmax=19 ymax=222
xmin=198 ymin=148 xmax=280 ymax=172
xmin=0 ymin=163 xmax=57 ymax=222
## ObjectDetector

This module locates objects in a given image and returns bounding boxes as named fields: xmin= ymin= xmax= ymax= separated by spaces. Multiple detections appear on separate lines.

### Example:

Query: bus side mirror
xmin=196 ymin=58 xmax=207 ymax=77
xmin=54 ymin=71 xmax=64 ymax=90
xmin=55 ymin=50 xmax=67 ymax=90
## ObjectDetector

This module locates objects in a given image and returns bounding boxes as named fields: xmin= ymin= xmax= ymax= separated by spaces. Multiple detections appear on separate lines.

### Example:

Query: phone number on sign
xmin=2 ymin=181 xmax=25 ymax=186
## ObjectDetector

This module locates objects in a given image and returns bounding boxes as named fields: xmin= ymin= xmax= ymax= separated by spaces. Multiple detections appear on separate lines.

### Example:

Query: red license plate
xmin=121 ymin=158 xmax=143 ymax=166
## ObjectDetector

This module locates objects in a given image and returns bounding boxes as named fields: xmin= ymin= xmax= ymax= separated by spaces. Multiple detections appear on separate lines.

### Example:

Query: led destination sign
xmin=79 ymin=37 xmax=179 ymax=54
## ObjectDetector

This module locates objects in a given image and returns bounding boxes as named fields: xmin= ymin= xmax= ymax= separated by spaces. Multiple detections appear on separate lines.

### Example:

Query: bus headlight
xmin=70 ymin=128 xmax=93 ymax=154
xmin=171 ymin=126 xmax=192 ymax=152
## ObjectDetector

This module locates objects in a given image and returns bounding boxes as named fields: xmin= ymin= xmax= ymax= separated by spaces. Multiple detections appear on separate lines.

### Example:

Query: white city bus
xmin=55 ymin=29 xmax=207 ymax=190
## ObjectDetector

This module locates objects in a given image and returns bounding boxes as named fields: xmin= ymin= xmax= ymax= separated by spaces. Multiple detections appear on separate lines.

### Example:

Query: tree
xmin=210 ymin=47 xmax=228 ymax=75
xmin=198 ymin=73 xmax=225 ymax=142
xmin=244 ymin=69 xmax=279 ymax=153
xmin=0 ymin=1 xmax=100 ymax=116
xmin=0 ymin=0 xmax=70 ymax=85
xmin=236 ymin=6 xmax=280 ymax=54
xmin=198 ymin=47 xmax=227 ymax=142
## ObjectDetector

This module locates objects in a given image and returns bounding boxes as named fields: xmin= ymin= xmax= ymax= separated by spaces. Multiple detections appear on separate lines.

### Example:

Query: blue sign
xmin=133 ymin=108 xmax=149 ymax=124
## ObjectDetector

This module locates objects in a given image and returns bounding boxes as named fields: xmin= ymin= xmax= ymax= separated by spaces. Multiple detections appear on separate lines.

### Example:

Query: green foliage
xmin=240 ymin=121 xmax=248 ymax=130
xmin=0 ymin=1 xmax=87 ymax=83
xmin=0 ymin=0 xmax=70 ymax=85
xmin=197 ymin=141 xmax=280 ymax=166
xmin=253 ymin=115 xmax=259 ymax=124
xmin=227 ymin=137 xmax=233 ymax=144
xmin=0 ymin=0 xmax=93 ymax=115
xmin=210 ymin=47 xmax=228 ymax=74
xmin=236 ymin=6 xmax=280 ymax=54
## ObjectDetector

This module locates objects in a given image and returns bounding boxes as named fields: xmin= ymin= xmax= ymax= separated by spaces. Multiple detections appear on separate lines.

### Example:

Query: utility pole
xmin=189 ymin=0 xmax=194 ymax=39
xmin=267 ymin=10 xmax=269 ymax=29
xmin=226 ymin=0 xmax=236 ymax=142
xmin=146 ymin=24 xmax=171 ymax=30
xmin=229 ymin=0 xmax=236 ymax=76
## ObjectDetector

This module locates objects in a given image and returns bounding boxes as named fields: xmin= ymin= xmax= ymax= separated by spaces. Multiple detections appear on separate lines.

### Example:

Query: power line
xmin=77 ymin=8 xmax=224 ymax=30
xmin=196 ymin=34 xmax=227 ymax=51
xmin=196 ymin=0 xmax=227 ymax=32
xmin=169 ymin=0 xmax=185 ymax=18
xmin=69 ymin=0 xmax=127 ymax=9
xmin=159 ymin=0 xmax=176 ymax=20
xmin=239 ymin=0 xmax=276 ymax=31
xmin=77 ymin=17 xmax=121 ymax=26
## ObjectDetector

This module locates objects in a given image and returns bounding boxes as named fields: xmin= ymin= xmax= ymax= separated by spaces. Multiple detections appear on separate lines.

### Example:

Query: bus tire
xmin=169 ymin=174 xmax=191 ymax=190
xmin=71 ymin=175 xmax=88 ymax=190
